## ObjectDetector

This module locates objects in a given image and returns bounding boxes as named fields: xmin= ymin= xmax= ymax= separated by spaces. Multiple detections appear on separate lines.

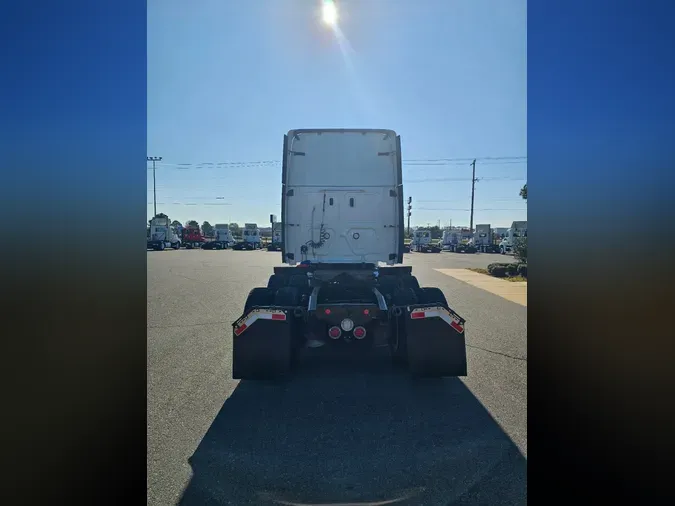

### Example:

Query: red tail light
xmin=353 ymin=326 xmax=366 ymax=339
xmin=328 ymin=326 xmax=341 ymax=339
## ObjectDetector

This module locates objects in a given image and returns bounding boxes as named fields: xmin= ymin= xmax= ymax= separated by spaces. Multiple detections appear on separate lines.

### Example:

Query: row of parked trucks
xmin=409 ymin=221 xmax=527 ymax=255
xmin=146 ymin=219 xmax=287 ymax=251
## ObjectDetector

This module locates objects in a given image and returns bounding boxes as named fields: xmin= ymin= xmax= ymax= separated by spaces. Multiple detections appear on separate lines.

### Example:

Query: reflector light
xmin=325 ymin=308 xmax=331 ymax=315
xmin=340 ymin=318 xmax=354 ymax=332
xmin=410 ymin=311 xmax=425 ymax=319
xmin=363 ymin=309 xmax=370 ymax=315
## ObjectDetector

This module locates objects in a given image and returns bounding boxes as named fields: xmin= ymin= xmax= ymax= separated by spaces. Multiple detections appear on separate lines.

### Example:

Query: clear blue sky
xmin=148 ymin=0 xmax=527 ymax=228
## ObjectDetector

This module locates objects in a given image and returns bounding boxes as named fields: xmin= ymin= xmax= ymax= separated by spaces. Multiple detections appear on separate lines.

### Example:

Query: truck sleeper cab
xmin=231 ymin=129 xmax=468 ymax=379
xmin=147 ymin=216 xmax=181 ymax=251
xmin=411 ymin=229 xmax=441 ymax=253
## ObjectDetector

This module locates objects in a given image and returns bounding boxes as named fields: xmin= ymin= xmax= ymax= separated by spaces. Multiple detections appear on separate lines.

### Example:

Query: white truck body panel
xmin=272 ymin=222 xmax=282 ymax=243
xmin=243 ymin=223 xmax=261 ymax=245
xmin=413 ymin=229 xmax=432 ymax=247
xmin=474 ymin=224 xmax=492 ymax=247
xmin=282 ymin=129 xmax=403 ymax=265
xmin=214 ymin=224 xmax=234 ymax=244
xmin=442 ymin=229 xmax=461 ymax=247
xmin=149 ymin=216 xmax=180 ymax=246
xmin=499 ymin=221 xmax=527 ymax=252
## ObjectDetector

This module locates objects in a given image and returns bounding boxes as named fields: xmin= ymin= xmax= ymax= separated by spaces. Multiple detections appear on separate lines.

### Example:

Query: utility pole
xmin=407 ymin=196 xmax=412 ymax=237
xmin=147 ymin=156 xmax=162 ymax=217
xmin=469 ymin=159 xmax=476 ymax=232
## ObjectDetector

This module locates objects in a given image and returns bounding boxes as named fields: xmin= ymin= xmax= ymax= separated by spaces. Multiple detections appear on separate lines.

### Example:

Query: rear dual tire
xmin=233 ymin=286 xmax=301 ymax=380
xmin=389 ymin=286 xmax=464 ymax=377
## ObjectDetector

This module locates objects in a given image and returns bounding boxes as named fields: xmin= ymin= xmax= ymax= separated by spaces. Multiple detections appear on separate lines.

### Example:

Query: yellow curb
xmin=435 ymin=269 xmax=527 ymax=307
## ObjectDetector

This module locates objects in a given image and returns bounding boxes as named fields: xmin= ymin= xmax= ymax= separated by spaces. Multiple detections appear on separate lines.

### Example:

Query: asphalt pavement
xmin=148 ymin=249 xmax=527 ymax=505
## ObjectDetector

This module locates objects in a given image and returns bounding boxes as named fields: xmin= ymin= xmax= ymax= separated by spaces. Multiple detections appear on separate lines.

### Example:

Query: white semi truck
xmin=212 ymin=223 xmax=235 ymax=249
xmin=267 ymin=221 xmax=283 ymax=251
xmin=411 ymin=229 xmax=441 ymax=253
xmin=474 ymin=224 xmax=499 ymax=253
xmin=231 ymin=128 xmax=467 ymax=379
xmin=147 ymin=215 xmax=181 ymax=251
xmin=233 ymin=223 xmax=262 ymax=250
xmin=499 ymin=221 xmax=527 ymax=255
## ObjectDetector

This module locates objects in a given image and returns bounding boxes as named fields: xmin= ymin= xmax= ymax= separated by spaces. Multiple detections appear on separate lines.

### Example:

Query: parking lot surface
xmin=148 ymin=249 xmax=527 ymax=505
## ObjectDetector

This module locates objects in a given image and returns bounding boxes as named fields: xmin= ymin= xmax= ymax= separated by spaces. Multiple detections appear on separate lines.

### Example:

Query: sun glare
xmin=322 ymin=1 xmax=338 ymax=26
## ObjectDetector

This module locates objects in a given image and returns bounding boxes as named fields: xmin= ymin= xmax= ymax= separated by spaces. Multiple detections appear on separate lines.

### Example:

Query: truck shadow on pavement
xmin=179 ymin=353 xmax=527 ymax=506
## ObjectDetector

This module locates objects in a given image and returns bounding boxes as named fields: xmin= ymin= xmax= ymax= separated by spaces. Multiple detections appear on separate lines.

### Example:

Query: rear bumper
xmin=231 ymin=301 xmax=467 ymax=377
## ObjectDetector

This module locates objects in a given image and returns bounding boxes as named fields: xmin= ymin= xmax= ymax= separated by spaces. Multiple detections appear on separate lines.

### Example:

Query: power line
xmin=415 ymin=208 xmax=527 ymax=211
xmin=148 ymin=156 xmax=527 ymax=169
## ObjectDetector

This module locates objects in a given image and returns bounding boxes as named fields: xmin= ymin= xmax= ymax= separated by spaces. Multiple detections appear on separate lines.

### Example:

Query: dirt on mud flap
xmin=404 ymin=304 xmax=468 ymax=377
xmin=232 ymin=308 xmax=295 ymax=379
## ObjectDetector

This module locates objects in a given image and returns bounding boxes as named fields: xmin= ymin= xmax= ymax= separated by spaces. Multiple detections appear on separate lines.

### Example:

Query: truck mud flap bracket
xmin=404 ymin=305 xmax=468 ymax=377
xmin=232 ymin=308 xmax=294 ymax=380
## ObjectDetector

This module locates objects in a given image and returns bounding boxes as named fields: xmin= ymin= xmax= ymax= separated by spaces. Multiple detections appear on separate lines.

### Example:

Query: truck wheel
xmin=288 ymin=274 xmax=308 ymax=289
xmin=244 ymin=287 xmax=274 ymax=313
xmin=402 ymin=275 xmax=420 ymax=291
xmin=376 ymin=275 xmax=399 ymax=298
xmin=267 ymin=274 xmax=285 ymax=291
xmin=159 ymin=242 xmax=165 ymax=251
xmin=406 ymin=286 xmax=466 ymax=377
xmin=415 ymin=287 xmax=448 ymax=306
xmin=500 ymin=246 xmax=505 ymax=255
xmin=274 ymin=286 xmax=300 ymax=306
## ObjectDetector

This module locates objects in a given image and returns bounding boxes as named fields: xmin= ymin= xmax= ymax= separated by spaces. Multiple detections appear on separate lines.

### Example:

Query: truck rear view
xmin=231 ymin=129 xmax=467 ymax=380
xmin=282 ymin=129 xmax=403 ymax=265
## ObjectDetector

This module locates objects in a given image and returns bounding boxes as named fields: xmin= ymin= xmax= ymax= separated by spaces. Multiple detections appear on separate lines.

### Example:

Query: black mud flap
xmin=232 ymin=307 xmax=293 ymax=380
xmin=405 ymin=304 xmax=467 ymax=377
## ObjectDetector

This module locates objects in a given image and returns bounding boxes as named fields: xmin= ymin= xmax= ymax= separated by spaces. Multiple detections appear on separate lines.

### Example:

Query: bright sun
xmin=322 ymin=1 xmax=338 ymax=26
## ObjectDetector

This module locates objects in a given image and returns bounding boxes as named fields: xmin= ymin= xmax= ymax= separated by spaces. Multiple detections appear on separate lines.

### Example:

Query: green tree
xmin=202 ymin=221 xmax=214 ymax=237
xmin=520 ymin=183 xmax=527 ymax=200
xmin=186 ymin=220 xmax=199 ymax=229
xmin=229 ymin=223 xmax=241 ymax=236
xmin=171 ymin=220 xmax=182 ymax=229
xmin=513 ymin=237 xmax=527 ymax=263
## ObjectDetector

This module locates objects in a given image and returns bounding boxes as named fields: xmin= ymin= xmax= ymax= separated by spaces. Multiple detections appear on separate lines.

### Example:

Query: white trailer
xmin=147 ymin=216 xmax=181 ymax=251
xmin=231 ymin=128 xmax=467 ymax=380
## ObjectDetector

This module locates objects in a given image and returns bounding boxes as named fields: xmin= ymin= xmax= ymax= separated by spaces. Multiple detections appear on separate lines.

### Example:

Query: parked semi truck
xmin=231 ymin=128 xmax=467 ymax=379
xmin=147 ymin=215 xmax=181 ymax=251
xmin=182 ymin=224 xmax=205 ymax=249
xmin=410 ymin=229 xmax=441 ymax=253
xmin=442 ymin=227 xmax=476 ymax=253
xmin=208 ymin=223 xmax=235 ymax=249
xmin=474 ymin=224 xmax=499 ymax=253
xmin=500 ymin=221 xmax=527 ymax=254
xmin=233 ymin=223 xmax=262 ymax=250
xmin=267 ymin=222 xmax=283 ymax=251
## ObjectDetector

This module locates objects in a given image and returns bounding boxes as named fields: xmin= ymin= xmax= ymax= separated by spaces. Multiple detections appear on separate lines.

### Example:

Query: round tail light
xmin=328 ymin=326 xmax=341 ymax=339
xmin=353 ymin=326 xmax=366 ymax=340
